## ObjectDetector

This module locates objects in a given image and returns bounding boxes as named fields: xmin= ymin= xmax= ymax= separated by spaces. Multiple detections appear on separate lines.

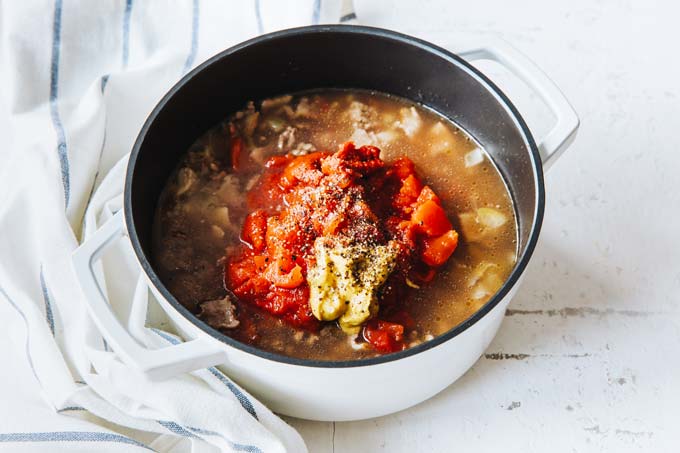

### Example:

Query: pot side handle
xmin=458 ymin=41 xmax=579 ymax=170
xmin=72 ymin=210 xmax=226 ymax=381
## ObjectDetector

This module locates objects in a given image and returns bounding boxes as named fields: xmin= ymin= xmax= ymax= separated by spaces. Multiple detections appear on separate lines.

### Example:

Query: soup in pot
xmin=152 ymin=90 xmax=517 ymax=361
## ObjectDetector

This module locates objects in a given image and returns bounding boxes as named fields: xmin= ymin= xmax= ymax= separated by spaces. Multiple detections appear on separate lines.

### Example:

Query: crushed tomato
xmin=225 ymin=142 xmax=458 ymax=352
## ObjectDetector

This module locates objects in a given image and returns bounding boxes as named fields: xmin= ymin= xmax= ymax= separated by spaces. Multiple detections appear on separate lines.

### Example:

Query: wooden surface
xmin=286 ymin=1 xmax=680 ymax=451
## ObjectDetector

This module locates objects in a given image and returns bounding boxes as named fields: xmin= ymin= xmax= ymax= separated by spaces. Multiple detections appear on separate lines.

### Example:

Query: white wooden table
xmin=287 ymin=1 xmax=680 ymax=451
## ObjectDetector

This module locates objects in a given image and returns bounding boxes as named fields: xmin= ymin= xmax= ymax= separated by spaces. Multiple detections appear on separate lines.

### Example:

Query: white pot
xmin=72 ymin=26 xmax=578 ymax=421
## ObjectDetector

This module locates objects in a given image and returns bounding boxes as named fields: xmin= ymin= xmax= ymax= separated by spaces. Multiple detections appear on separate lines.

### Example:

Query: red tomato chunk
xmin=225 ymin=142 xmax=459 ymax=352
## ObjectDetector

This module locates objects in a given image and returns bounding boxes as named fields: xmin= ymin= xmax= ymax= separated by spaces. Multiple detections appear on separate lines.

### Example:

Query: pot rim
xmin=124 ymin=24 xmax=545 ymax=369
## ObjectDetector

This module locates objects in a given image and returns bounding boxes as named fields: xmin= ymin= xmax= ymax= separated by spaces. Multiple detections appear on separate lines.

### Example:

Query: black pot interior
xmin=126 ymin=25 xmax=543 ymax=367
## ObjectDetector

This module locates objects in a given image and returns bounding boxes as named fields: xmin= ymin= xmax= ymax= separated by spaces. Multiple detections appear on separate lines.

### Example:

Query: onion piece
xmin=267 ymin=118 xmax=286 ymax=133
xmin=349 ymin=128 xmax=375 ymax=147
xmin=469 ymin=262 xmax=504 ymax=300
xmin=250 ymin=147 xmax=267 ymax=165
xmin=459 ymin=208 xmax=508 ymax=242
xmin=294 ymin=97 xmax=313 ymax=118
xmin=216 ymin=174 xmax=241 ymax=205
xmin=428 ymin=122 xmax=455 ymax=155
xmin=277 ymin=126 xmax=296 ymax=151
xmin=347 ymin=101 xmax=377 ymax=130
xmin=290 ymin=142 xmax=315 ymax=156
xmin=212 ymin=207 xmax=232 ymax=230
xmin=396 ymin=106 xmax=422 ymax=137
xmin=464 ymin=148 xmax=484 ymax=167
xmin=261 ymin=94 xmax=292 ymax=111
xmin=211 ymin=225 xmax=225 ymax=239
xmin=175 ymin=167 xmax=196 ymax=196
xmin=477 ymin=207 xmax=508 ymax=228
xmin=458 ymin=212 xmax=485 ymax=242
xmin=468 ymin=262 xmax=498 ymax=287
xmin=375 ymin=130 xmax=397 ymax=145
xmin=242 ymin=111 xmax=259 ymax=136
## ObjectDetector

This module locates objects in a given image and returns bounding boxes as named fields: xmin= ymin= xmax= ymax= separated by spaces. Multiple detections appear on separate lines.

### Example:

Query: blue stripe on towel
xmin=0 ymin=286 xmax=41 ymax=385
xmin=150 ymin=328 xmax=259 ymax=420
xmin=189 ymin=427 xmax=263 ymax=453
xmin=207 ymin=367 xmax=258 ymax=420
xmin=254 ymin=0 xmax=264 ymax=34
xmin=100 ymin=0 xmax=132 ymax=94
xmin=49 ymin=0 xmax=70 ymax=209
xmin=0 ymin=431 xmax=153 ymax=451
xmin=39 ymin=264 xmax=56 ymax=335
xmin=150 ymin=327 xmax=180 ymax=344
xmin=100 ymin=74 xmax=110 ymax=92
xmin=182 ymin=0 xmax=200 ymax=74
xmin=340 ymin=11 xmax=356 ymax=22
xmin=122 ymin=0 xmax=133 ymax=68
xmin=312 ymin=0 xmax=321 ymax=24
xmin=57 ymin=406 xmax=86 ymax=412
xmin=160 ymin=421 xmax=263 ymax=453
xmin=86 ymin=0 xmax=134 ymax=223
xmin=157 ymin=421 xmax=200 ymax=439
xmin=0 ymin=295 xmax=152 ymax=451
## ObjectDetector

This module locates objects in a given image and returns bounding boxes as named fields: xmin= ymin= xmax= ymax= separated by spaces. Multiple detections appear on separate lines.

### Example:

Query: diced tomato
xmin=392 ymin=219 xmax=417 ymax=248
xmin=363 ymin=320 xmax=405 ymax=353
xmin=391 ymin=156 xmax=415 ymax=180
xmin=288 ymin=291 xmax=319 ymax=331
xmin=260 ymin=285 xmax=318 ymax=330
xmin=265 ymin=258 xmax=304 ymax=289
xmin=232 ymin=275 xmax=269 ymax=299
xmin=416 ymin=185 xmax=440 ymax=205
xmin=281 ymin=152 xmax=325 ymax=188
xmin=252 ymin=255 xmax=268 ymax=271
xmin=246 ymin=167 xmax=287 ymax=212
xmin=421 ymin=229 xmax=459 ymax=267
xmin=323 ymin=213 xmax=345 ymax=235
xmin=241 ymin=210 xmax=268 ymax=251
xmin=321 ymin=142 xmax=384 ymax=178
xmin=394 ymin=174 xmax=423 ymax=208
xmin=227 ymin=255 xmax=256 ymax=288
xmin=229 ymin=256 xmax=270 ymax=299
xmin=411 ymin=200 xmax=452 ymax=237
xmin=265 ymin=217 xmax=292 ymax=251
xmin=401 ymin=175 xmax=422 ymax=198
xmin=225 ymin=142 xmax=459 ymax=352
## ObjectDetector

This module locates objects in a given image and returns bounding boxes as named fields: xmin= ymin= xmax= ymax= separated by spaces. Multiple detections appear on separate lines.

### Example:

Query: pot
xmin=72 ymin=25 xmax=578 ymax=421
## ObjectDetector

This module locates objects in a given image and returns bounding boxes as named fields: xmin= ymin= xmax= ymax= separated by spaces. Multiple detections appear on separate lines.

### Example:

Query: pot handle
xmin=72 ymin=210 xmax=226 ymax=380
xmin=458 ymin=41 xmax=579 ymax=170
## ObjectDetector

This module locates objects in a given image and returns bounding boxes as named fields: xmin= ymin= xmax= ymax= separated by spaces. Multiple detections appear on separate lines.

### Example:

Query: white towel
xmin=0 ymin=1 xmax=355 ymax=451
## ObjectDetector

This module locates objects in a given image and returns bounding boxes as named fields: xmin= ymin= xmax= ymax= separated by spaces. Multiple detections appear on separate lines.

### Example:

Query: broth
xmin=152 ymin=90 xmax=517 ymax=360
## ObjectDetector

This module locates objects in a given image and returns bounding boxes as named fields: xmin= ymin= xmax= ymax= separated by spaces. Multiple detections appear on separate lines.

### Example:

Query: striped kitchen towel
xmin=0 ymin=1 xmax=355 ymax=451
